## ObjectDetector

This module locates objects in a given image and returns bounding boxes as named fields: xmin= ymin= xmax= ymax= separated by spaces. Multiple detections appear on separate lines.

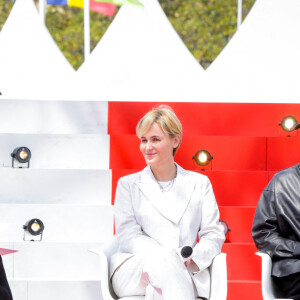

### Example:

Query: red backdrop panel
xmin=227 ymin=281 xmax=262 ymax=300
xmin=222 ymin=243 xmax=260 ymax=281
xmin=110 ymin=135 xmax=267 ymax=171
xmin=110 ymin=135 xmax=142 ymax=169
xmin=109 ymin=102 xmax=300 ymax=137
xmin=112 ymin=169 xmax=268 ymax=206
xmin=199 ymin=171 xmax=268 ymax=206
xmin=176 ymin=136 xmax=266 ymax=171
xmin=219 ymin=207 xmax=256 ymax=243
xmin=268 ymin=171 xmax=276 ymax=181
xmin=267 ymin=137 xmax=300 ymax=171
xmin=178 ymin=136 xmax=267 ymax=171
xmin=175 ymin=136 xmax=267 ymax=171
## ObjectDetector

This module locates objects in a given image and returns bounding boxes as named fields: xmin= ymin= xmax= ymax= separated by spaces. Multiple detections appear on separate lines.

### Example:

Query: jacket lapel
xmin=136 ymin=164 xmax=195 ymax=224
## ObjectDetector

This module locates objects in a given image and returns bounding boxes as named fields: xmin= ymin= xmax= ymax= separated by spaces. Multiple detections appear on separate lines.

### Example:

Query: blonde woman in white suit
xmin=111 ymin=106 xmax=225 ymax=300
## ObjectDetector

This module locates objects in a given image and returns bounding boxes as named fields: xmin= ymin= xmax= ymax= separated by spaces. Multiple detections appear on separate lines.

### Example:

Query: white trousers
xmin=112 ymin=248 xmax=201 ymax=300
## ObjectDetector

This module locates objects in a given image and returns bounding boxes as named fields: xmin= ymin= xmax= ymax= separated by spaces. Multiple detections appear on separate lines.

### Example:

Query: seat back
xmin=89 ymin=237 xmax=119 ymax=300
xmin=103 ymin=237 xmax=119 ymax=299
xmin=208 ymin=252 xmax=227 ymax=300
xmin=255 ymin=252 xmax=284 ymax=300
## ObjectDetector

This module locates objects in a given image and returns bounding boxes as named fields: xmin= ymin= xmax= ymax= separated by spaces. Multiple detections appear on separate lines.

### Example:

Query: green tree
xmin=0 ymin=1 xmax=13 ymax=27
xmin=46 ymin=5 xmax=117 ymax=69
xmin=160 ymin=0 xmax=256 ymax=68
xmin=0 ymin=0 xmax=255 ymax=70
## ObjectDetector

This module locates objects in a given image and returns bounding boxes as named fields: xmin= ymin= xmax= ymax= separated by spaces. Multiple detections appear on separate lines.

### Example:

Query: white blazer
xmin=111 ymin=163 xmax=225 ymax=298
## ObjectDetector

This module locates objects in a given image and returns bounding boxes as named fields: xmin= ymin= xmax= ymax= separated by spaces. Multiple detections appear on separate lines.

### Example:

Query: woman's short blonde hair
xmin=136 ymin=105 xmax=182 ymax=156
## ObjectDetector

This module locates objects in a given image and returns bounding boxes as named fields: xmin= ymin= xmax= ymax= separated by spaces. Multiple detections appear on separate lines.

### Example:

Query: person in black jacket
xmin=0 ymin=256 xmax=13 ymax=300
xmin=252 ymin=163 xmax=300 ymax=300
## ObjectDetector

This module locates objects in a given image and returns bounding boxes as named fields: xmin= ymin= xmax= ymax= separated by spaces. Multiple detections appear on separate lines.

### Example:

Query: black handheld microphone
xmin=180 ymin=246 xmax=193 ymax=259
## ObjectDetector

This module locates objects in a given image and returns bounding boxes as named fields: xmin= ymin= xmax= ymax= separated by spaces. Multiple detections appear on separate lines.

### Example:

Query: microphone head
xmin=181 ymin=246 xmax=193 ymax=258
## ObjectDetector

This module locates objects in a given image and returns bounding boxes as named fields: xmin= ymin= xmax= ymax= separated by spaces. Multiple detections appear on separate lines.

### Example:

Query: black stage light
xmin=219 ymin=220 xmax=231 ymax=242
xmin=279 ymin=116 xmax=300 ymax=132
xmin=219 ymin=220 xmax=230 ymax=235
xmin=23 ymin=219 xmax=44 ymax=241
xmin=193 ymin=150 xmax=213 ymax=166
xmin=11 ymin=147 xmax=31 ymax=168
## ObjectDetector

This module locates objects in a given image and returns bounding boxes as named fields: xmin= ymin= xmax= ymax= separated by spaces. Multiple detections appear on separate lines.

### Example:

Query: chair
xmin=90 ymin=237 xmax=227 ymax=300
xmin=255 ymin=252 xmax=288 ymax=300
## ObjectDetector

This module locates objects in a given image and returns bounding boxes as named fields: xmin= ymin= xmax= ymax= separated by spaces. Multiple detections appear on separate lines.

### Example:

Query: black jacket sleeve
xmin=252 ymin=179 xmax=300 ymax=260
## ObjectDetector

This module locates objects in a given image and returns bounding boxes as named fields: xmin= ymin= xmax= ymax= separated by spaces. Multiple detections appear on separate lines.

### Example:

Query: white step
xmin=9 ymin=279 xmax=102 ymax=300
xmin=0 ymin=204 xmax=113 ymax=242
xmin=3 ymin=242 xmax=106 ymax=279
xmin=0 ymin=168 xmax=112 ymax=205
xmin=0 ymin=133 xmax=109 ymax=169
xmin=0 ymin=99 xmax=108 ymax=134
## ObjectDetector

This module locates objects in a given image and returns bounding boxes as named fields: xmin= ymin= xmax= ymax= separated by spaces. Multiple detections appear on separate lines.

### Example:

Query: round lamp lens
xmin=285 ymin=118 xmax=295 ymax=130
xmin=31 ymin=223 xmax=41 ymax=232
xmin=26 ymin=219 xmax=44 ymax=236
xmin=281 ymin=116 xmax=297 ymax=132
xmin=198 ymin=152 xmax=208 ymax=164
xmin=19 ymin=151 xmax=28 ymax=160
xmin=193 ymin=150 xmax=212 ymax=166
xmin=12 ymin=147 xmax=31 ymax=163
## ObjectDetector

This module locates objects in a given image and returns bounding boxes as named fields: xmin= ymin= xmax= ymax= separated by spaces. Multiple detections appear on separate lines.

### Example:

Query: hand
xmin=184 ymin=259 xmax=192 ymax=268
xmin=185 ymin=259 xmax=200 ymax=273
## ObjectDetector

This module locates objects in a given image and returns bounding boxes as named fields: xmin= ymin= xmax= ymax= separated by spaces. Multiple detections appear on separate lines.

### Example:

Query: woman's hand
xmin=184 ymin=259 xmax=192 ymax=268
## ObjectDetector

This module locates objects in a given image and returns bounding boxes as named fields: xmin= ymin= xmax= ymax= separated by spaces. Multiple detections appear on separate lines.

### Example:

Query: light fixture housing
xmin=11 ymin=147 xmax=31 ymax=168
xmin=219 ymin=220 xmax=230 ymax=235
xmin=23 ymin=219 xmax=44 ymax=241
xmin=279 ymin=116 xmax=300 ymax=132
xmin=193 ymin=150 xmax=213 ymax=166
xmin=219 ymin=220 xmax=231 ymax=242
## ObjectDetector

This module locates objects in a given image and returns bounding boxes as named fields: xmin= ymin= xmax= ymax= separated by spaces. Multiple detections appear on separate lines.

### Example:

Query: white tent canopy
xmin=77 ymin=0 xmax=204 ymax=102
xmin=197 ymin=0 xmax=300 ymax=103
xmin=0 ymin=0 xmax=76 ymax=101
xmin=1 ymin=0 xmax=299 ymax=103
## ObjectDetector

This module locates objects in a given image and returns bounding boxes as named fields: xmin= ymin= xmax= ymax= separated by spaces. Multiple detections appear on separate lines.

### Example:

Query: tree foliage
xmin=159 ymin=0 xmax=256 ymax=68
xmin=45 ymin=5 xmax=117 ymax=69
xmin=0 ymin=1 xmax=13 ymax=28
xmin=0 ymin=0 xmax=255 ymax=70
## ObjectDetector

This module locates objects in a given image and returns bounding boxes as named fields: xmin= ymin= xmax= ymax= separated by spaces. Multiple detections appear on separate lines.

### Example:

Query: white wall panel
xmin=0 ymin=169 xmax=111 ymax=205
xmin=0 ymin=204 xmax=113 ymax=242
xmin=8 ymin=279 xmax=103 ymax=300
xmin=8 ymin=280 xmax=28 ymax=300
xmin=0 ymin=134 xmax=110 ymax=169
xmin=28 ymin=280 xmax=102 ymax=300
xmin=13 ymin=242 xmax=103 ymax=279
xmin=0 ymin=100 xmax=108 ymax=134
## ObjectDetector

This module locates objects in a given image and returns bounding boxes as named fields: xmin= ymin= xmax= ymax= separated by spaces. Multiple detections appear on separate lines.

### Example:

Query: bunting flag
xmin=47 ymin=0 xmax=117 ymax=17
xmin=0 ymin=248 xmax=18 ymax=256
xmin=47 ymin=0 xmax=68 ymax=4
xmin=90 ymin=1 xmax=117 ymax=17
xmin=67 ymin=0 xmax=84 ymax=7
xmin=95 ymin=0 xmax=143 ymax=7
